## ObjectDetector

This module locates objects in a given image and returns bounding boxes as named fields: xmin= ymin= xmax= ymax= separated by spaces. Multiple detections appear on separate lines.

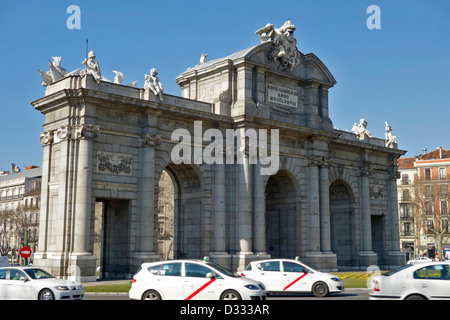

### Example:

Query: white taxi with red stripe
xmin=241 ymin=259 xmax=344 ymax=297
xmin=129 ymin=260 xmax=266 ymax=300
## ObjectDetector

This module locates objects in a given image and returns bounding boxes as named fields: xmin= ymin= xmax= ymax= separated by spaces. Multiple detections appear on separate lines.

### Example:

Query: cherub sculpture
xmin=144 ymin=68 xmax=164 ymax=101
xmin=385 ymin=121 xmax=398 ymax=148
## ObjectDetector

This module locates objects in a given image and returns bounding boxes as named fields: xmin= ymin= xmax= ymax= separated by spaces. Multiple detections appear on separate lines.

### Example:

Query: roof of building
xmin=0 ymin=167 xmax=42 ymax=182
xmin=398 ymin=157 xmax=415 ymax=169
xmin=417 ymin=147 xmax=450 ymax=160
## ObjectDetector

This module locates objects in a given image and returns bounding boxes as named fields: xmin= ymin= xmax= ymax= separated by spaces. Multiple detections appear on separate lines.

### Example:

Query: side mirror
xmin=206 ymin=272 xmax=215 ymax=279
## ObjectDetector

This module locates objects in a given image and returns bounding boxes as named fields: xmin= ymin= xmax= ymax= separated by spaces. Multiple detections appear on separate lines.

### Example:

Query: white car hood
xmin=33 ymin=278 xmax=81 ymax=288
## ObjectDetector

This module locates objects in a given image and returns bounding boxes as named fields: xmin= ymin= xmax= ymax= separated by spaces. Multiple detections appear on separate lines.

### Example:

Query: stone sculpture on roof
xmin=80 ymin=50 xmax=102 ymax=83
xmin=255 ymin=19 xmax=301 ymax=71
xmin=144 ymin=68 xmax=164 ymax=101
xmin=200 ymin=52 xmax=208 ymax=64
xmin=352 ymin=118 xmax=372 ymax=140
xmin=38 ymin=56 xmax=79 ymax=86
xmin=385 ymin=121 xmax=398 ymax=148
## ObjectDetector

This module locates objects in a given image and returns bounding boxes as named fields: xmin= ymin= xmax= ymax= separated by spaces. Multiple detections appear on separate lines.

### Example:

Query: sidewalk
xmin=82 ymin=279 xmax=131 ymax=286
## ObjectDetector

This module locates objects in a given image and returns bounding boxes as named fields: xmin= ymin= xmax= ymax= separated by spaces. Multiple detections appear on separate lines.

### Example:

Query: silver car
xmin=0 ymin=266 xmax=84 ymax=300
xmin=369 ymin=262 xmax=450 ymax=300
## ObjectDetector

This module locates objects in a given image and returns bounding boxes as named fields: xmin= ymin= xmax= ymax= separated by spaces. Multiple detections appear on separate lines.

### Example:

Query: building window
xmin=425 ymin=201 xmax=433 ymax=215
xmin=402 ymin=174 xmax=410 ymax=185
xmin=424 ymin=168 xmax=431 ymax=180
xmin=425 ymin=185 xmax=433 ymax=197
xmin=440 ymin=184 xmax=448 ymax=197
xmin=402 ymin=190 xmax=410 ymax=201
xmin=441 ymin=201 xmax=448 ymax=215
xmin=427 ymin=220 xmax=434 ymax=232
xmin=403 ymin=222 xmax=410 ymax=234
xmin=439 ymin=167 xmax=446 ymax=179
xmin=402 ymin=205 xmax=410 ymax=218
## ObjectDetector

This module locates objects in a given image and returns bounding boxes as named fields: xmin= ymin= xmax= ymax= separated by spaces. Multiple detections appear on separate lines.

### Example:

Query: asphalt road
xmin=84 ymin=289 xmax=369 ymax=300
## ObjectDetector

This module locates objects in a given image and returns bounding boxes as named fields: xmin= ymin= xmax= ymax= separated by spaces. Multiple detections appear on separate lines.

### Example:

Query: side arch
xmin=329 ymin=179 xmax=357 ymax=269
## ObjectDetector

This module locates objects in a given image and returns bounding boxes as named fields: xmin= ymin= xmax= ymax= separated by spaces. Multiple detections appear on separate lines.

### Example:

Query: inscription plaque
xmin=267 ymin=84 xmax=298 ymax=108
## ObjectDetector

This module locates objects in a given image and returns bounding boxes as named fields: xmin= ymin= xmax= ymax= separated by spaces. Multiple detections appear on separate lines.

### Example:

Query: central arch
xmin=265 ymin=170 xmax=299 ymax=259
xmin=157 ymin=163 xmax=204 ymax=260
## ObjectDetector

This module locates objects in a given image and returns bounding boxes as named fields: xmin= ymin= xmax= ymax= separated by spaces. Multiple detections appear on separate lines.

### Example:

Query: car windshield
xmin=382 ymin=264 xmax=413 ymax=276
xmin=24 ymin=268 xmax=55 ymax=279
xmin=206 ymin=262 xmax=239 ymax=278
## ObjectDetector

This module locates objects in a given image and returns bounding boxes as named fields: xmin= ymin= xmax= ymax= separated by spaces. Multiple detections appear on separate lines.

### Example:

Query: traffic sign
xmin=20 ymin=246 xmax=32 ymax=259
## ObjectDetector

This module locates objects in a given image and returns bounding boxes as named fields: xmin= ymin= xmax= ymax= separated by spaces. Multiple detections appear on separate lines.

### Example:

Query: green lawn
xmin=84 ymin=271 xmax=376 ymax=293
xmin=332 ymin=271 xmax=375 ymax=289
xmin=84 ymin=283 xmax=132 ymax=293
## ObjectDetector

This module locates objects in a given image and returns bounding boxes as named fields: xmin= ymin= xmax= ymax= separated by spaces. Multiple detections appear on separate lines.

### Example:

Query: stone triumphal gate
xmin=32 ymin=21 xmax=405 ymax=281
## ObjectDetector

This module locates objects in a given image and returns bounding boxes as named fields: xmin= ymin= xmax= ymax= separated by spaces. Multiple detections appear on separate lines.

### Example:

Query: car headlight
xmin=54 ymin=285 xmax=70 ymax=291
xmin=244 ymin=284 xmax=260 ymax=290
xmin=330 ymin=277 xmax=342 ymax=282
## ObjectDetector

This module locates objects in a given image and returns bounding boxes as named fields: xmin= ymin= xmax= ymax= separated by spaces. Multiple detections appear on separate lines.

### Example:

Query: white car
xmin=129 ymin=260 xmax=266 ymax=300
xmin=241 ymin=259 xmax=344 ymax=297
xmin=407 ymin=256 xmax=433 ymax=264
xmin=0 ymin=266 xmax=84 ymax=300
xmin=369 ymin=261 xmax=450 ymax=300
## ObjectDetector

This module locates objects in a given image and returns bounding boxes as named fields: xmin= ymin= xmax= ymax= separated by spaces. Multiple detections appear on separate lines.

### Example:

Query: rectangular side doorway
xmin=95 ymin=200 xmax=130 ymax=279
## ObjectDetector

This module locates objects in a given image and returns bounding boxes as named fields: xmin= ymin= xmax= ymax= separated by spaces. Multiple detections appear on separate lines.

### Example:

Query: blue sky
xmin=0 ymin=0 xmax=449 ymax=171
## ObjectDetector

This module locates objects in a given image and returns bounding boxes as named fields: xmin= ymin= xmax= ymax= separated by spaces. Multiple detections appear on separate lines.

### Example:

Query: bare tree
xmin=412 ymin=178 xmax=450 ymax=260
xmin=0 ymin=210 xmax=14 ymax=256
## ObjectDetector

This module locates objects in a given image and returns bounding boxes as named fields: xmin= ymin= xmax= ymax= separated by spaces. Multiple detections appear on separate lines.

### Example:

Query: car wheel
xmin=405 ymin=294 xmax=426 ymax=300
xmin=220 ymin=290 xmax=241 ymax=300
xmin=142 ymin=290 xmax=161 ymax=300
xmin=38 ymin=289 xmax=55 ymax=300
xmin=312 ymin=281 xmax=329 ymax=297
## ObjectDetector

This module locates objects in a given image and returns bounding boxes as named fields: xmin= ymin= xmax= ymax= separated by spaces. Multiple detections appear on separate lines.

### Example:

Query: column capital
xmin=308 ymin=156 xmax=332 ymax=168
xmin=39 ymin=131 xmax=54 ymax=146
xmin=307 ymin=155 xmax=321 ymax=167
xmin=140 ymin=133 xmax=161 ymax=148
xmin=75 ymin=124 xmax=100 ymax=140
xmin=56 ymin=125 xmax=71 ymax=141
xmin=360 ymin=162 xmax=373 ymax=177
xmin=388 ymin=168 xmax=401 ymax=180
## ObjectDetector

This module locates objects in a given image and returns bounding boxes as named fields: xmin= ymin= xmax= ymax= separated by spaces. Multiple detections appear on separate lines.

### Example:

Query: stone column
xmin=307 ymin=156 xmax=321 ymax=253
xmin=360 ymin=164 xmax=372 ymax=252
xmin=212 ymin=163 xmax=227 ymax=253
xmin=36 ymin=131 xmax=53 ymax=255
xmin=55 ymin=126 xmax=71 ymax=254
xmin=210 ymin=163 xmax=231 ymax=267
xmin=238 ymin=154 xmax=253 ymax=254
xmin=388 ymin=166 xmax=405 ymax=266
xmin=359 ymin=162 xmax=377 ymax=267
xmin=253 ymin=162 xmax=267 ymax=255
xmin=73 ymin=124 xmax=99 ymax=255
xmin=135 ymin=133 xmax=161 ymax=263
xmin=233 ymin=130 xmax=256 ymax=271
xmin=319 ymin=158 xmax=332 ymax=253
xmin=304 ymin=83 xmax=320 ymax=128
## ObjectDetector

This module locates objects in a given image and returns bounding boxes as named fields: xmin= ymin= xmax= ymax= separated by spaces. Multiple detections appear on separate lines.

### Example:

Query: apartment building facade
xmin=0 ymin=166 xmax=42 ymax=260
xmin=398 ymin=147 xmax=450 ymax=260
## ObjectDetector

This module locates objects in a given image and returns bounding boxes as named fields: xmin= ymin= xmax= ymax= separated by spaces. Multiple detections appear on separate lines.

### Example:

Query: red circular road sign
xmin=20 ymin=246 xmax=32 ymax=259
